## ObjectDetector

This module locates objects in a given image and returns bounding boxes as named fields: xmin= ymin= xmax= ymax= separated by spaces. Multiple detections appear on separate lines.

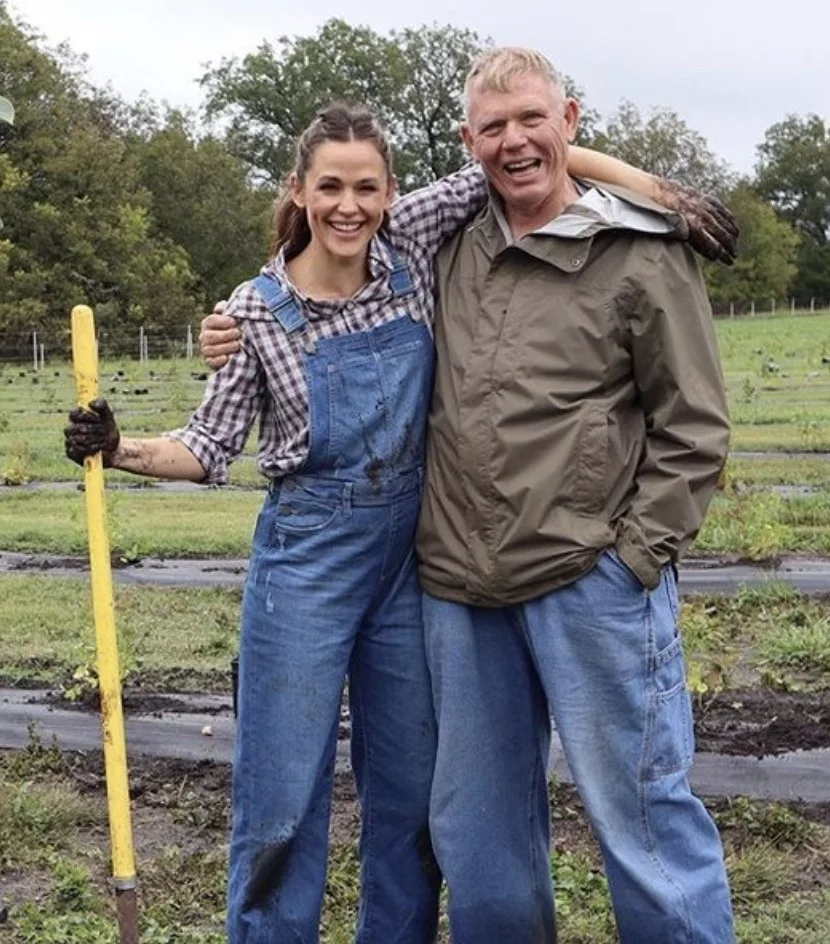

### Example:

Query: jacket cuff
xmin=614 ymin=532 xmax=664 ymax=591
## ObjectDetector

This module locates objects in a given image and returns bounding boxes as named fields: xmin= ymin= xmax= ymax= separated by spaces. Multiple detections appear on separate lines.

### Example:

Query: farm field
xmin=1 ymin=309 xmax=830 ymax=941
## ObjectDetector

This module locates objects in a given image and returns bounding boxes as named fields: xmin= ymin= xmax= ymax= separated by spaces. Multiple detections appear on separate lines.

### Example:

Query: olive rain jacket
xmin=416 ymin=181 xmax=730 ymax=605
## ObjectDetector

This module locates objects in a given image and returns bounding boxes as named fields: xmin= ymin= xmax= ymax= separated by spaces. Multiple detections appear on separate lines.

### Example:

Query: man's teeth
xmin=330 ymin=222 xmax=362 ymax=232
xmin=505 ymin=159 xmax=539 ymax=172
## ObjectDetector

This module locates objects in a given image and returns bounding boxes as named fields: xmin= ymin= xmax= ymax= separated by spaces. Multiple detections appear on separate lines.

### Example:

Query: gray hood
xmin=492 ymin=177 xmax=687 ymax=243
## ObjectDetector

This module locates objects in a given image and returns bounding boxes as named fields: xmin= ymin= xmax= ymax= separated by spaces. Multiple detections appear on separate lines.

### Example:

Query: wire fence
xmin=0 ymin=326 xmax=198 ymax=369
xmin=710 ymin=298 xmax=830 ymax=318
xmin=1 ymin=302 xmax=829 ymax=369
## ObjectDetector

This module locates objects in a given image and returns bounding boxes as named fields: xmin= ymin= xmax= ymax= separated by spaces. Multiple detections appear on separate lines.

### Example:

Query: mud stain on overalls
xmin=244 ymin=835 xmax=295 ymax=909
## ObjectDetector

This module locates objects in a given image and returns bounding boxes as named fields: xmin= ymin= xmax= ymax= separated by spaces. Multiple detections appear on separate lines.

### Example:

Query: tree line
xmin=2 ymin=4 xmax=829 ymax=358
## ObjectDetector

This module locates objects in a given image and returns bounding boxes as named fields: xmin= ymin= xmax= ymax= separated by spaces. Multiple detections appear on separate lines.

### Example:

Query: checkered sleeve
xmin=390 ymin=163 xmax=488 ymax=258
xmin=166 ymin=286 xmax=267 ymax=486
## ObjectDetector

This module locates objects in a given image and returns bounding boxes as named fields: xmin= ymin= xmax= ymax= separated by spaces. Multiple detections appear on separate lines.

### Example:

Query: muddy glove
xmin=654 ymin=180 xmax=739 ymax=266
xmin=64 ymin=398 xmax=120 ymax=467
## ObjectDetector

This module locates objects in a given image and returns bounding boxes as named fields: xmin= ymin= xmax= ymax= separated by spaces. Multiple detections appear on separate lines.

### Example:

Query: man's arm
xmin=614 ymin=241 xmax=730 ymax=590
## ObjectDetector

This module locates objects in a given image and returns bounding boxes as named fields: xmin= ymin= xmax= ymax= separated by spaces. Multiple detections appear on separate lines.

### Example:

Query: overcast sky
xmin=7 ymin=0 xmax=829 ymax=176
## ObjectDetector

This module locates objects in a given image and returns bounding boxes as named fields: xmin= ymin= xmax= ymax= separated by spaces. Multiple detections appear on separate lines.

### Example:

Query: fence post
xmin=142 ymin=333 xmax=149 ymax=363
xmin=186 ymin=325 xmax=194 ymax=359
xmin=750 ymin=300 xmax=755 ymax=318
xmin=791 ymin=297 xmax=796 ymax=315
xmin=771 ymin=297 xmax=775 ymax=314
xmin=32 ymin=331 xmax=38 ymax=371
xmin=729 ymin=301 xmax=734 ymax=318
xmin=811 ymin=297 xmax=816 ymax=313
xmin=39 ymin=343 xmax=45 ymax=370
xmin=138 ymin=326 xmax=144 ymax=363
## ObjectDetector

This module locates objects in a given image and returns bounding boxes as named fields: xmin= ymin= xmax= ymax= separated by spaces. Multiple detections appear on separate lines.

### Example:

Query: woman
xmin=66 ymin=103 xmax=736 ymax=944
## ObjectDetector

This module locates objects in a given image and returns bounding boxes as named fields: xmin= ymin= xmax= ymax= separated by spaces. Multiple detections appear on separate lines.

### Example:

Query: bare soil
xmin=10 ymin=679 xmax=830 ymax=758
xmin=694 ymin=688 xmax=830 ymax=756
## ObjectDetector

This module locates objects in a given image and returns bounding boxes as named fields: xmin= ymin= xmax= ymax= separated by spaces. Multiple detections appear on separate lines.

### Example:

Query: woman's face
xmin=292 ymin=139 xmax=395 ymax=264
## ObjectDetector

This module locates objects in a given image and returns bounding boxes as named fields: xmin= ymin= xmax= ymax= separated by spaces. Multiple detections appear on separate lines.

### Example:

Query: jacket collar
xmin=474 ymin=178 xmax=688 ymax=274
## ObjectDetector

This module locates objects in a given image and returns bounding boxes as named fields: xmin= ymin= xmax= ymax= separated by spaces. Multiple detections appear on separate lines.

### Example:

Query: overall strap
xmin=253 ymin=274 xmax=308 ymax=333
xmin=382 ymin=242 xmax=415 ymax=299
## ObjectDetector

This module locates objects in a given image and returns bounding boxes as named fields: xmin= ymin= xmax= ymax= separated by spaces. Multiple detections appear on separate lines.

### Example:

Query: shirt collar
xmin=262 ymin=232 xmax=397 ymax=309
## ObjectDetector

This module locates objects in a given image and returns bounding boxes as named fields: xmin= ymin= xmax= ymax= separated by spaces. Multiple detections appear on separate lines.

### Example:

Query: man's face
xmin=462 ymin=72 xmax=580 ymax=220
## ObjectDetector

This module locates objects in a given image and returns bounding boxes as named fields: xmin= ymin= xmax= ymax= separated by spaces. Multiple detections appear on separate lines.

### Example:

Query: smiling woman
xmin=280 ymin=110 xmax=397 ymax=298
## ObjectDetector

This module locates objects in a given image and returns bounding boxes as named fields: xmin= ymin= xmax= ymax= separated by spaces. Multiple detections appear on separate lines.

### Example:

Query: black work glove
xmin=64 ymin=398 xmax=120 ymax=467
xmin=655 ymin=179 xmax=740 ymax=266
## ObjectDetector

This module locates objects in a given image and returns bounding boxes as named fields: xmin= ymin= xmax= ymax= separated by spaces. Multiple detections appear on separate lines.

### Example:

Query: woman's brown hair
xmin=271 ymin=103 xmax=394 ymax=259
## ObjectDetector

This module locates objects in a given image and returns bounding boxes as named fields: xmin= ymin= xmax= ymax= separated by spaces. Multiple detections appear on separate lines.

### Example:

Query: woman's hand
xmin=65 ymin=398 xmax=120 ymax=467
xmin=654 ymin=179 xmax=739 ymax=266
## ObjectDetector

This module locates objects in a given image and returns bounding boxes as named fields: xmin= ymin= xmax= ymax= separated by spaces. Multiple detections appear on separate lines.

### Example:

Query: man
xmin=416 ymin=48 xmax=733 ymax=944
xmin=201 ymin=48 xmax=735 ymax=943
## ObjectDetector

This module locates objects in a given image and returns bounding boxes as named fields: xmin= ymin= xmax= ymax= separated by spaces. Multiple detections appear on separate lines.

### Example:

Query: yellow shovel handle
xmin=71 ymin=307 xmax=138 ymax=927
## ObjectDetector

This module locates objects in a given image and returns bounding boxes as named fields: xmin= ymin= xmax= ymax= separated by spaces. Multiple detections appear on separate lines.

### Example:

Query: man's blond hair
xmin=464 ymin=47 xmax=565 ymax=116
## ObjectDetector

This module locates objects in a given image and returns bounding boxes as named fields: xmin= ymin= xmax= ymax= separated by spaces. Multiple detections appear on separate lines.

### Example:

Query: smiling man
xmin=417 ymin=48 xmax=735 ymax=943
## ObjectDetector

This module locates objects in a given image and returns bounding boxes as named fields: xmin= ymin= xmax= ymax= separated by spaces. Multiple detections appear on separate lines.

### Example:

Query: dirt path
xmin=6 ymin=550 xmax=830 ymax=593
xmin=3 ymin=688 xmax=830 ymax=804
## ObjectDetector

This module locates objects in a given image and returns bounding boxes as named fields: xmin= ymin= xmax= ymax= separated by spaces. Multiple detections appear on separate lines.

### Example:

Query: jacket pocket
xmin=568 ymin=407 xmax=608 ymax=514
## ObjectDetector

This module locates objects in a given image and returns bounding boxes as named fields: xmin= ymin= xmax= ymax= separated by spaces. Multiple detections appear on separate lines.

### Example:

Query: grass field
xmin=3 ymin=740 xmax=830 ymax=944
xmin=0 ymin=310 xmax=828 ymax=559
xmin=2 ymin=310 xmax=830 ymax=941
xmin=1 ymin=578 xmax=827 ymax=698
xmin=1 ymin=310 xmax=830 ymax=485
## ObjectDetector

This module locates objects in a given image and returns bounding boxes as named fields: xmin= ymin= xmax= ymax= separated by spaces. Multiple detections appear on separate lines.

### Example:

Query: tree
xmin=594 ymin=100 xmax=733 ymax=194
xmin=130 ymin=109 xmax=272 ymax=304
xmin=202 ymin=19 xmax=489 ymax=189
xmin=201 ymin=19 xmax=401 ymax=186
xmin=0 ymin=4 xmax=202 ymax=350
xmin=563 ymin=77 xmax=601 ymax=148
xmin=384 ymin=25 xmax=485 ymax=187
xmin=755 ymin=114 xmax=830 ymax=301
xmin=703 ymin=182 xmax=800 ymax=307
xmin=0 ymin=93 xmax=15 ymax=227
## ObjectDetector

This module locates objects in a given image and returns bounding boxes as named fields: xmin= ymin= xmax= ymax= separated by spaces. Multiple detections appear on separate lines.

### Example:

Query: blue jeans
xmin=424 ymin=550 xmax=735 ymax=944
xmin=228 ymin=474 xmax=440 ymax=942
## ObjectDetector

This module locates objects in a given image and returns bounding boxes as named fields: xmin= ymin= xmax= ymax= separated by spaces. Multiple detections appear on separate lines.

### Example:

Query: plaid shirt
xmin=169 ymin=164 xmax=488 ymax=484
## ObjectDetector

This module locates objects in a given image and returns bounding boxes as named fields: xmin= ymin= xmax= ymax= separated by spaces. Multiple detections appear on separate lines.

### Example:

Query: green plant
xmin=716 ymin=797 xmax=815 ymax=850
xmin=61 ymin=661 xmax=99 ymax=703
xmin=551 ymin=850 xmax=612 ymax=918
xmin=1 ymin=438 xmax=33 ymax=484
xmin=728 ymin=843 xmax=800 ymax=908
xmin=1 ymin=722 xmax=66 ymax=778
xmin=758 ymin=618 xmax=830 ymax=676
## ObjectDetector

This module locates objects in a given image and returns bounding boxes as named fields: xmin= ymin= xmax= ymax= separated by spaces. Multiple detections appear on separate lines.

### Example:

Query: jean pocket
xmin=603 ymin=548 xmax=645 ymax=592
xmin=663 ymin=565 xmax=680 ymax=622
xmin=644 ymin=639 xmax=694 ymax=779
xmin=271 ymin=489 xmax=340 ymax=534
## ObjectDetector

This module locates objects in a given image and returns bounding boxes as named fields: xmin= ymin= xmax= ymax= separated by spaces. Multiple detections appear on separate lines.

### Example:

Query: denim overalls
xmin=228 ymin=251 xmax=440 ymax=943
